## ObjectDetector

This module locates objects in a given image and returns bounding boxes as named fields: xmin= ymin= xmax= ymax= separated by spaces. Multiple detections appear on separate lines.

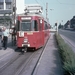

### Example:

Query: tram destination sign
xmin=21 ymin=17 xmax=31 ymax=20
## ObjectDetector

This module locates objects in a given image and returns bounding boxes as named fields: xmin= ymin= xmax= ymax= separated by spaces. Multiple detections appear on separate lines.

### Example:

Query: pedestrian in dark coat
xmin=2 ymin=27 xmax=9 ymax=50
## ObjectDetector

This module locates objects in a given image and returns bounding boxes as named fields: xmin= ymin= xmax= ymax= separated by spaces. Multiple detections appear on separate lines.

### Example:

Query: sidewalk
xmin=0 ymin=35 xmax=14 ymax=57
xmin=33 ymin=33 xmax=63 ymax=75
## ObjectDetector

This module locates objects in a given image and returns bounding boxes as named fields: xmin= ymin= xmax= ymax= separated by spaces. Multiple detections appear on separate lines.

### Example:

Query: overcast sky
xmin=16 ymin=0 xmax=75 ymax=26
xmin=16 ymin=0 xmax=25 ymax=14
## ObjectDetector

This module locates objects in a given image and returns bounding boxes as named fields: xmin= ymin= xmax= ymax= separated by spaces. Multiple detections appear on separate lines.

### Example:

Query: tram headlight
xmin=19 ymin=31 xmax=24 ymax=37
xmin=28 ymin=44 xmax=30 ymax=47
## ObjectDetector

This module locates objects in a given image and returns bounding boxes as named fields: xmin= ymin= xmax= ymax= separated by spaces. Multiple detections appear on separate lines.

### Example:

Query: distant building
xmin=5 ymin=0 xmax=12 ymax=9
xmin=64 ymin=16 xmax=75 ymax=30
xmin=70 ymin=16 xmax=75 ymax=29
xmin=0 ymin=0 xmax=4 ymax=9
xmin=0 ymin=0 xmax=13 ymax=14
xmin=64 ymin=20 xmax=70 ymax=28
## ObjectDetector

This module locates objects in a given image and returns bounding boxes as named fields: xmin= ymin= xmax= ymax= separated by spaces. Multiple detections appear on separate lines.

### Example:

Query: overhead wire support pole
xmin=11 ymin=0 xmax=16 ymax=46
xmin=13 ymin=0 xmax=16 ymax=26
xmin=11 ymin=0 xmax=16 ymax=27
xmin=50 ymin=8 xmax=54 ymax=26
xmin=46 ymin=3 xmax=48 ymax=20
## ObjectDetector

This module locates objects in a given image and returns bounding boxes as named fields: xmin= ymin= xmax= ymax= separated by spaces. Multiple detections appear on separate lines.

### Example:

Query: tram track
xmin=14 ymin=38 xmax=49 ymax=75
xmin=13 ymin=48 xmax=43 ymax=75
xmin=5 ymin=52 xmax=33 ymax=75
xmin=0 ymin=37 xmax=49 ymax=75
xmin=0 ymin=47 xmax=45 ymax=75
xmin=31 ymin=37 xmax=49 ymax=75
xmin=0 ymin=48 xmax=45 ymax=75
xmin=14 ymin=51 xmax=37 ymax=75
xmin=0 ymin=52 xmax=34 ymax=75
xmin=0 ymin=52 xmax=21 ymax=73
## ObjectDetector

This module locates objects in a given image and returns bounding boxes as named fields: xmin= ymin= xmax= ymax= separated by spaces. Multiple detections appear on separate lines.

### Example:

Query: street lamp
xmin=50 ymin=9 xmax=54 ymax=27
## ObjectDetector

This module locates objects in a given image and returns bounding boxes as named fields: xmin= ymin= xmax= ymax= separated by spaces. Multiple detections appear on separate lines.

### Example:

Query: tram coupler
xmin=22 ymin=45 xmax=27 ymax=53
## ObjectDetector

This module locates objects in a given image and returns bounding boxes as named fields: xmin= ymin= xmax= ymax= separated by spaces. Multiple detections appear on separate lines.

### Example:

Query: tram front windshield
xmin=21 ymin=20 xmax=31 ymax=31
xmin=17 ymin=20 xmax=38 ymax=31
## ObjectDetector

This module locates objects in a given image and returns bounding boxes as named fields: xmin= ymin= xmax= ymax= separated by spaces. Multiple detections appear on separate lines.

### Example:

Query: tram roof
xmin=17 ymin=13 xmax=49 ymax=22
xmin=17 ymin=13 xmax=43 ymax=17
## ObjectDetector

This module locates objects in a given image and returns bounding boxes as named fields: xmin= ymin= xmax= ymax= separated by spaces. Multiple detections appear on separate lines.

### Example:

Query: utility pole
xmin=12 ymin=0 xmax=16 ymax=27
xmin=50 ymin=9 xmax=54 ymax=26
xmin=14 ymin=0 xmax=16 ymax=26
xmin=11 ymin=0 xmax=16 ymax=46
xmin=46 ymin=3 xmax=48 ymax=20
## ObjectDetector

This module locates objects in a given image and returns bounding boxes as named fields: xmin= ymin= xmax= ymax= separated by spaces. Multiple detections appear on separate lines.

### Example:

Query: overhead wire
xmin=34 ymin=0 xmax=51 ymax=20
xmin=56 ymin=0 xmax=75 ymax=5
xmin=41 ymin=0 xmax=46 ymax=6
xmin=35 ymin=0 xmax=39 ymax=4
xmin=34 ymin=0 xmax=46 ymax=12
xmin=35 ymin=0 xmax=45 ymax=6
xmin=56 ymin=0 xmax=62 ymax=4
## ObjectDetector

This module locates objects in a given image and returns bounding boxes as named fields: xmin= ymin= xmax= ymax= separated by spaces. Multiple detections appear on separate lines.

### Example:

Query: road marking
xmin=60 ymin=34 xmax=75 ymax=48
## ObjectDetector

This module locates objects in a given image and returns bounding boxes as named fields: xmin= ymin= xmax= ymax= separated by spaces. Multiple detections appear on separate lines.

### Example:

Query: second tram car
xmin=16 ymin=5 xmax=50 ymax=51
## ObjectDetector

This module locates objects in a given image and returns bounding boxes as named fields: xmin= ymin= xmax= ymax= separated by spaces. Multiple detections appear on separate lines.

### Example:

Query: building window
xmin=0 ymin=4 xmax=4 ymax=9
xmin=0 ymin=0 xmax=4 ymax=3
xmin=5 ymin=0 xmax=12 ymax=3
xmin=6 ymin=3 xmax=11 ymax=9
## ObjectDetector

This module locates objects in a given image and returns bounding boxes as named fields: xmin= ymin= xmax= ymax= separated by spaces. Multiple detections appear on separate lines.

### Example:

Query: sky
xmin=16 ymin=0 xmax=75 ymax=26
xmin=16 ymin=0 xmax=25 ymax=14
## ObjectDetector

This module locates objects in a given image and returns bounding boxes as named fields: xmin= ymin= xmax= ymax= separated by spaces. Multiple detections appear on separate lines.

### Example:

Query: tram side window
xmin=44 ymin=21 xmax=48 ymax=30
xmin=34 ymin=20 xmax=38 ymax=31
xmin=32 ymin=20 xmax=38 ymax=31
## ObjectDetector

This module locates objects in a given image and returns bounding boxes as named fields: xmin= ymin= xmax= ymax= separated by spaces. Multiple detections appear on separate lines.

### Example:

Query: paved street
xmin=0 ymin=35 xmax=14 ymax=56
xmin=59 ymin=29 xmax=75 ymax=52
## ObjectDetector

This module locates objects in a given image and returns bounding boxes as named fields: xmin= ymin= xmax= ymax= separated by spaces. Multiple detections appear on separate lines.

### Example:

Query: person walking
xmin=2 ymin=27 xmax=9 ymax=50
xmin=10 ymin=26 xmax=16 ymax=46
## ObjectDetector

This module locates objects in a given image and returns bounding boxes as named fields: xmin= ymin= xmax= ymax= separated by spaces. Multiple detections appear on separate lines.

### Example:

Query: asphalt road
xmin=58 ymin=29 xmax=75 ymax=52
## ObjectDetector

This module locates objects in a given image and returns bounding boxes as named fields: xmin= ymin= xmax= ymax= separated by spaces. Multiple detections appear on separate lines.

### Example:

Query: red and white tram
xmin=16 ymin=5 xmax=50 ymax=51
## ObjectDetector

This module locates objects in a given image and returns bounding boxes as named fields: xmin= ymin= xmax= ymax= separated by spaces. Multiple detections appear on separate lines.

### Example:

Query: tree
xmin=55 ymin=23 xmax=57 ymax=26
xmin=58 ymin=23 xmax=63 ymax=29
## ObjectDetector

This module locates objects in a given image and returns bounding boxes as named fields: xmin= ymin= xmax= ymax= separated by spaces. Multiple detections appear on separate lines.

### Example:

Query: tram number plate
xmin=22 ymin=44 xmax=28 ymax=47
